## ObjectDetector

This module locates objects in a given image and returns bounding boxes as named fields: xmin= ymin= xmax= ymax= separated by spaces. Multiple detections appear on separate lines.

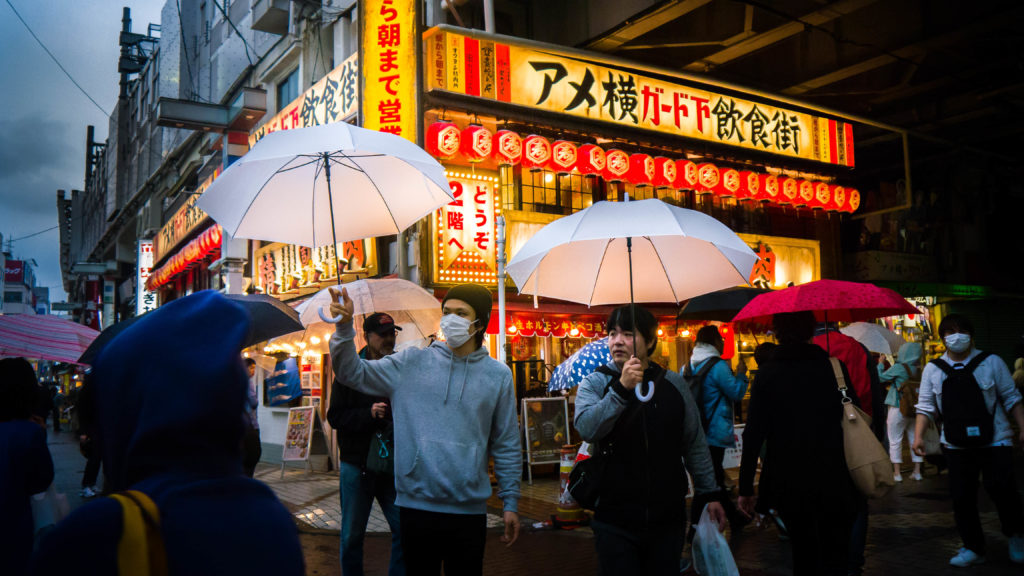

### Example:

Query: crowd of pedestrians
xmin=3 ymin=286 xmax=1024 ymax=576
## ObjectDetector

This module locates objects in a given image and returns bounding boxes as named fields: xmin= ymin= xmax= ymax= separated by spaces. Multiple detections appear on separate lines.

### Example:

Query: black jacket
xmin=326 ymin=349 xmax=393 ymax=468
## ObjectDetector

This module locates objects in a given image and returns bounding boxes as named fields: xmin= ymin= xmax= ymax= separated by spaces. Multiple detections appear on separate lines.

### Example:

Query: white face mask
xmin=440 ymin=314 xmax=477 ymax=348
xmin=944 ymin=333 xmax=971 ymax=354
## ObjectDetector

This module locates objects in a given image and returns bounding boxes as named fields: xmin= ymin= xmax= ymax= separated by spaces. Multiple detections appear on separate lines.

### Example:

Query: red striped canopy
xmin=0 ymin=314 xmax=100 ymax=365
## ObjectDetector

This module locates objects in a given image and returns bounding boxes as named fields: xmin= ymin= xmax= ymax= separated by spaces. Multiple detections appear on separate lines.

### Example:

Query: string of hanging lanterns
xmin=425 ymin=121 xmax=861 ymax=213
xmin=146 ymin=225 xmax=223 ymax=291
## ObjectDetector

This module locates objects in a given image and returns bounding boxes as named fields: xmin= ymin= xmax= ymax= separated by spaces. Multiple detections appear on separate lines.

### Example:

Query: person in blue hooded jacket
xmin=687 ymin=325 xmax=748 ymax=532
xmin=30 ymin=290 xmax=304 ymax=576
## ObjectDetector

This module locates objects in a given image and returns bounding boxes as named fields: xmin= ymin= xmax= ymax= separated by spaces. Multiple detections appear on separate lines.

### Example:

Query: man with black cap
xmin=327 ymin=312 xmax=405 ymax=576
xmin=329 ymin=283 xmax=521 ymax=576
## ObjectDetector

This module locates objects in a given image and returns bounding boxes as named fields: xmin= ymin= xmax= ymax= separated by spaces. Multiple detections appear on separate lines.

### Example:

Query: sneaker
xmin=950 ymin=548 xmax=985 ymax=567
xmin=80 ymin=486 xmax=97 ymax=498
xmin=1010 ymin=534 xmax=1024 ymax=565
xmin=893 ymin=474 xmax=903 ymax=482
xmin=911 ymin=472 xmax=923 ymax=481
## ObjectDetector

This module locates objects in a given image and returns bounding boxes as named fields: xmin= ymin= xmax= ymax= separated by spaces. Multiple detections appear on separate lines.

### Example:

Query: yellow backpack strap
xmin=109 ymin=490 xmax=167 ymax=576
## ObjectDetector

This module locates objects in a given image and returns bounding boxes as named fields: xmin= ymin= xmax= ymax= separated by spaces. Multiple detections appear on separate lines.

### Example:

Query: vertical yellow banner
xmin=361 ymin=0 xmax=418 ymax=142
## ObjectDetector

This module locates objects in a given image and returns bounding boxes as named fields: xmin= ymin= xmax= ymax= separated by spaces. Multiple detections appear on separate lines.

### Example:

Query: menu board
xmin=282 ymin=406 xmax=316 ymax=461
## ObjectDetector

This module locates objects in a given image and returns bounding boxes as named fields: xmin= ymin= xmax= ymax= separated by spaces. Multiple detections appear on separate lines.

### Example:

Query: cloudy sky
xmin=0 ymin=0 xmax=164 ymax=303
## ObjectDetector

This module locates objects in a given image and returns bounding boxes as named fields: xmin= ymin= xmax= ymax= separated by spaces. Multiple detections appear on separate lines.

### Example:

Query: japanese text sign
xmin=361 ymin=0 xmax=417 ymax=141
xmin=250 ymin=53 xmax=359 ymax=147
xmin=253 ymin=240 xmax=377 ymax=299
xmin=155 ymin=168 xmax=219 ymax=263
xmin=433 ymin=171 xmax=499 ymax=285
xmin=425 ymin=28 xmax=854 ymax=167
xmin=136 ymin=240 xmax=157 ymax=316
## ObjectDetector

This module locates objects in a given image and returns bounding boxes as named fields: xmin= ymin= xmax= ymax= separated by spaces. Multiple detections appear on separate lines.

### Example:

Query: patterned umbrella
xmin=548 ymin=338 xmax=611 ymax=392
xmin=0 ymin=314 xmax=99 ymax=365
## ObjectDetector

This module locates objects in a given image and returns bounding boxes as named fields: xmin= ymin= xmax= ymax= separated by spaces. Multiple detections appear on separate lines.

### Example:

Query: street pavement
xmin=44 ymin=430 xmax=1024 ymax=575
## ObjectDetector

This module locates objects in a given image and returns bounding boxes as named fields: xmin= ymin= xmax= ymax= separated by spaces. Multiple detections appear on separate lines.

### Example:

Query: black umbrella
xmin=677 ymin=286 xmax=771 ymax=322
xmin=78 ymin=293 xmax=303 ymax=365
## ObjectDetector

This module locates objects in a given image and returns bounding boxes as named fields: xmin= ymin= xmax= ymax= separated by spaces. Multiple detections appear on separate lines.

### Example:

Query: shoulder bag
xmin=830 ymin=357 xmax=896 ymax=499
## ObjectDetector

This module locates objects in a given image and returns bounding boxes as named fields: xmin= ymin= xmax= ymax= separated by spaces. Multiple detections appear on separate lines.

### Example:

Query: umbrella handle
xmin=635 ymin=380 xmax=655 ymax=402
xmin=318 ymin=306 xmax=345 ymax=324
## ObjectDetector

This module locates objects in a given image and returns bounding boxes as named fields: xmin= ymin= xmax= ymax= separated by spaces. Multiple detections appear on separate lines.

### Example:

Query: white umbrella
xmin=840 ymin=322 xmax=906 ymax=356
xmin=506 ymin=198 xmax=758 ymax=401
xmin=294 ymin=278 xmax=441 ymax=350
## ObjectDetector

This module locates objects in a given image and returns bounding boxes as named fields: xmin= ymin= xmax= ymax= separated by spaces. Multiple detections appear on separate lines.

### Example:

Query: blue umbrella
xmin=548 ymin=338 xmax=611 ymax=392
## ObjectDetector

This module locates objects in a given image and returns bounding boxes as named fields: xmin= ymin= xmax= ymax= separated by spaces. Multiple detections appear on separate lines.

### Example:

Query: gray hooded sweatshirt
xmin=331 ymin=321 xmax=520 ymax=515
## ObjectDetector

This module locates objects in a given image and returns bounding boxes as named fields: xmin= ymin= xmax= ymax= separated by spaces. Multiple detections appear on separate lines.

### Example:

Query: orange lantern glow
xmin=778 ymin=177 xmax=798 ymax=205
xmin=549 ymin=140 xmax=578 ymax=174
xmin=812 ymin=181 xmax=831 ymax=210
xmin=603 ymin=149 xmax=630 ymax=182
xmin=675 ymin=160 xmax=699 ymax=189
xmin=627 ymin=153 xmax=655 ymax=187
xmin=696 ymin=163 xmax=720 ymax=193
xmin=460 ymin=125 xmax=492 ymax=163
xmin=757 ymin=173 xmax=780 ymax=202
xmin=738 ymin=170 xmax=760 ymax=200
xmin=846 ymin=188 xmax=861 ymax=213
xmin=828 ymin=185 xmax=846 ymax=212
xmin=652 ymin=157 xmax=677 ymax=188
xmin=493 ymin=130 xmax=522 ymax=165
xmin=522 ymin=135 xmax=551 ymax=171
xmin=425 ymin=121 xmax=460 ymax=160
xmin=576 ymin=144 xmax=605 ymax=175
xmin=715 ymin=167 xmax=741 ymax=198
xmin=796 ymin=179 xmax=815 ymax=207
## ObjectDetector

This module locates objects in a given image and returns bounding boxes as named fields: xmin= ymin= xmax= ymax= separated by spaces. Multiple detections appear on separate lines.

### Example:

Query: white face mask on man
xmin=440 ymin=314 xmax=478 ymax=348
xmin=944 ymin=332 xmax=971 ymax=354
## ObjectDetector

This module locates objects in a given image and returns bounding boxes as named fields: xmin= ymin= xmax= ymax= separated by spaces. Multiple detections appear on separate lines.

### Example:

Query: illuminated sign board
xmin=425 ymin=28 xmax=855 ymax=167
xmin=738 ymin=233 xmax=820 ymax=289
xmin=253 ymin=240 xmax=377 ymax=299
xmin=249 ymin=53 xmax=359 ymax=147
xmin=432 ymin=170 xmax=500 ymax=286
xmin=361 ymin=0 xmax=418 ymax=141
xmin=154 ymin=169 xmax=218 ymax=263
xmin=136 ymin=240 xmax=157 ymax=315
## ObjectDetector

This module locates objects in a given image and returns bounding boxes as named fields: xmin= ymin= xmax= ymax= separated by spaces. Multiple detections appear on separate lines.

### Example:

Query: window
xmin=513 ymin=169 xmax=597 ymax=215
xmin=3 ymin=291 xmax=23 ymax=303
xmin=277 ymin=68 xmax=299 ymax=111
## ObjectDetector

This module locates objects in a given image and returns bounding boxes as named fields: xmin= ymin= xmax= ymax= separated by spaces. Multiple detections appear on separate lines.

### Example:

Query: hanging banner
xmin=361 ymin=0 xmax=418 ymax=141
xmin=136 ymin=240 xmax=157 ymax=315
xmin=425 ymin=27 xmax=855 ymax=167
xmin=249 ymin=53 xmax=359 ymax=147
xmin=253 ymin=240 xmax=377 ymax=298
xmin=432 ymin=170 xmax=500 ymax=286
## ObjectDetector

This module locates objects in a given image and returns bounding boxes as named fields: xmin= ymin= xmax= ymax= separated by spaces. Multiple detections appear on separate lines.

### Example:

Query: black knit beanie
xmin=442 ymin=284 xmax=493 ymax=328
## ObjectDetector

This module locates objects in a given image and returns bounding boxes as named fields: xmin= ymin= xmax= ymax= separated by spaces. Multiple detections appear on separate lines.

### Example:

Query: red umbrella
xmin=0 ymin=314 xmax=100 ymax=365
xmin=731 ymin=279 xmax=920 ymax=325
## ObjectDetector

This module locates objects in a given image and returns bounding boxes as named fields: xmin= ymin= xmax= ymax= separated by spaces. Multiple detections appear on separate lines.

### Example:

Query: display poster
xmin=522 ymin=397 xmax=570 ymax=464
xmin=282 ymin=406 xmax=316 ymax=461
xmin=266 ymin=358 xmax=302 ymax=406
xmin=722 ymin=424 xmax=745 ymax=469
xmin=253 ymin=239 xmax=377 ymax=299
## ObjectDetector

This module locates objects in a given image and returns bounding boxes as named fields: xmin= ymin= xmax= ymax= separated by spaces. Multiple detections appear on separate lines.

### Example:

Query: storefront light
xmin=310 ymin=336 xmax=321 ymax=345
xmin=298 ymin=342 xmax=307 ymax=349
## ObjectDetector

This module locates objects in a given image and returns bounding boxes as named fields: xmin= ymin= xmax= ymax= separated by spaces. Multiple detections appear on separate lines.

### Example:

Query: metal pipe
xmin=483 ymin=0 xmax=495 ymax=33
xmin=497 ymin=214 xmax=506 ymax=363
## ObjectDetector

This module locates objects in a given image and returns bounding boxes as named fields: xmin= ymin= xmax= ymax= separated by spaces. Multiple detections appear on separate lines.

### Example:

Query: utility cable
xmin=211 ymin=0 xmax=254 ymax=66
xmin=3 ymin=0 xmax=110 ymax=117
xmin=8 ymin=225 xmax=59 ymax=242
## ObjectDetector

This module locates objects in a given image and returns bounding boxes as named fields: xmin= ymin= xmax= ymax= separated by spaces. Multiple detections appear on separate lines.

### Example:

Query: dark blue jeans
xmin=339 ymin=461 xmax=404 ymax=576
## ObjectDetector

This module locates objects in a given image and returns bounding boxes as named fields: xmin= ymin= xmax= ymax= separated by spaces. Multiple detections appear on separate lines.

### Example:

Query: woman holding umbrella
xmin=574 ymin=304 xmax=725 ymax=575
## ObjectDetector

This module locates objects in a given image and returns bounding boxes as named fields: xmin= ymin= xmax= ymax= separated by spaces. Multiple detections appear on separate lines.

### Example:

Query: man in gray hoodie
xmin=329 ymin=284 xmax=521 ymax=576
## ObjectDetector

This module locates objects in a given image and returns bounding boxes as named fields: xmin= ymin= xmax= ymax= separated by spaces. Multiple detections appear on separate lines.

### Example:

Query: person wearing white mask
xmin=912 ymin=314 xmax=1024 ymax=567
xmin=328 ymin=283 xmax=521 ymax=576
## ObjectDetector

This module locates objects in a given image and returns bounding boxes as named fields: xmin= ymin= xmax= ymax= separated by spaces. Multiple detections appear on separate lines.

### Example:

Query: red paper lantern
xmin=603 ymin=149 xmax=630 ymax=182
xmin=812 ymin=181 xmax=831 ymax=210
xmin=778 ymin=177 xmax=798 ymax=205
xmin=829 ymin=185 xmax=846 ymax=212
xmin=460 ymin=125 xmax=492 ymax=163
xmin=425 ymin=121 xmax=460 ymax=160
xmin=493 ymin=130 xmax=522 ymax=165
xmin=675 ymin=160 xmax=699 ymax=189
xmin=210 ymin=225 xmax=222 ymax=245
xmin=696 ymin=163 xmax=720 ymax=193
xmin=576 ymin=144 xmax=605 ymax=175
xmin=628 ymin=154 xmax=655 ymax=186
xmin=846 ymin=188 xmax=861 ymax=213
xmin=522 ymin=135 xmax=551 ymax=171
xmin=549 ymin=140 xmax=578 ymax=174
xmin=715 ymin=168 xmax=741 ymax=198
xmin=796 ymin=179 xmax=815 ymax=206
xmin=757 ymin=174 xmax=780 ymax=202
xmin=653 ymin=157 xmax=677 ymax=188
xmin=738 ymin=170 xmax=760 ymax=200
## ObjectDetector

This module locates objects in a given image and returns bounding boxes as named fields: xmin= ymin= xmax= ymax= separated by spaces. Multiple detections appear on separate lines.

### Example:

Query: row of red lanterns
xmin=146 ymin=225 xmax=223 ymax=290
xmin=426 ymin=122 xmax=860 ymax=212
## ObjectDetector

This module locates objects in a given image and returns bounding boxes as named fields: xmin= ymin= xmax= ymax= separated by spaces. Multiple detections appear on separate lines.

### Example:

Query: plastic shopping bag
xmin=692 ymin=505 xmax=739 ymax=576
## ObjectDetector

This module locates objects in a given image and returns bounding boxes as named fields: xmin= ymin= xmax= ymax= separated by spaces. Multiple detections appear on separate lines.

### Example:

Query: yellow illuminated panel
xmin=433 ymin=170 xmax=501 ymax=286
xmin=362 ymin=0 xmax=418 ymax=141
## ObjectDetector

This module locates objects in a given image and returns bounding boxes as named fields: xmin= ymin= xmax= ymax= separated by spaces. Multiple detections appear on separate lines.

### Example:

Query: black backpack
xmin=682 ymin=356 xmax=722 ymax=430
xmin=931 ymin=352 xmax=993 ymax=447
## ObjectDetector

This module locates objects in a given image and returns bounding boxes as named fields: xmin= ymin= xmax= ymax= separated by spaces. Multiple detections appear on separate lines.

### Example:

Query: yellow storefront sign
xmin=361 ymin=0 xmax=418 ymax=141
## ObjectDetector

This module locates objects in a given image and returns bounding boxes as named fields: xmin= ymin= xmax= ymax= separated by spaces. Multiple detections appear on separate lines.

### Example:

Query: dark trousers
xmin=82 ymin=450 xmax=102 ymax=488
xmin=945 ymin=446 xmax=1024 ymax=555
xmin=398 ymin=507 xmax=485 ymax=576
xmin=779 ymin=496 xmax=851 ymax=576
xmin=242 ymin=426 xmax=262 ymax=478
xmin=592 ymin=519 xmax=683 ymax=576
